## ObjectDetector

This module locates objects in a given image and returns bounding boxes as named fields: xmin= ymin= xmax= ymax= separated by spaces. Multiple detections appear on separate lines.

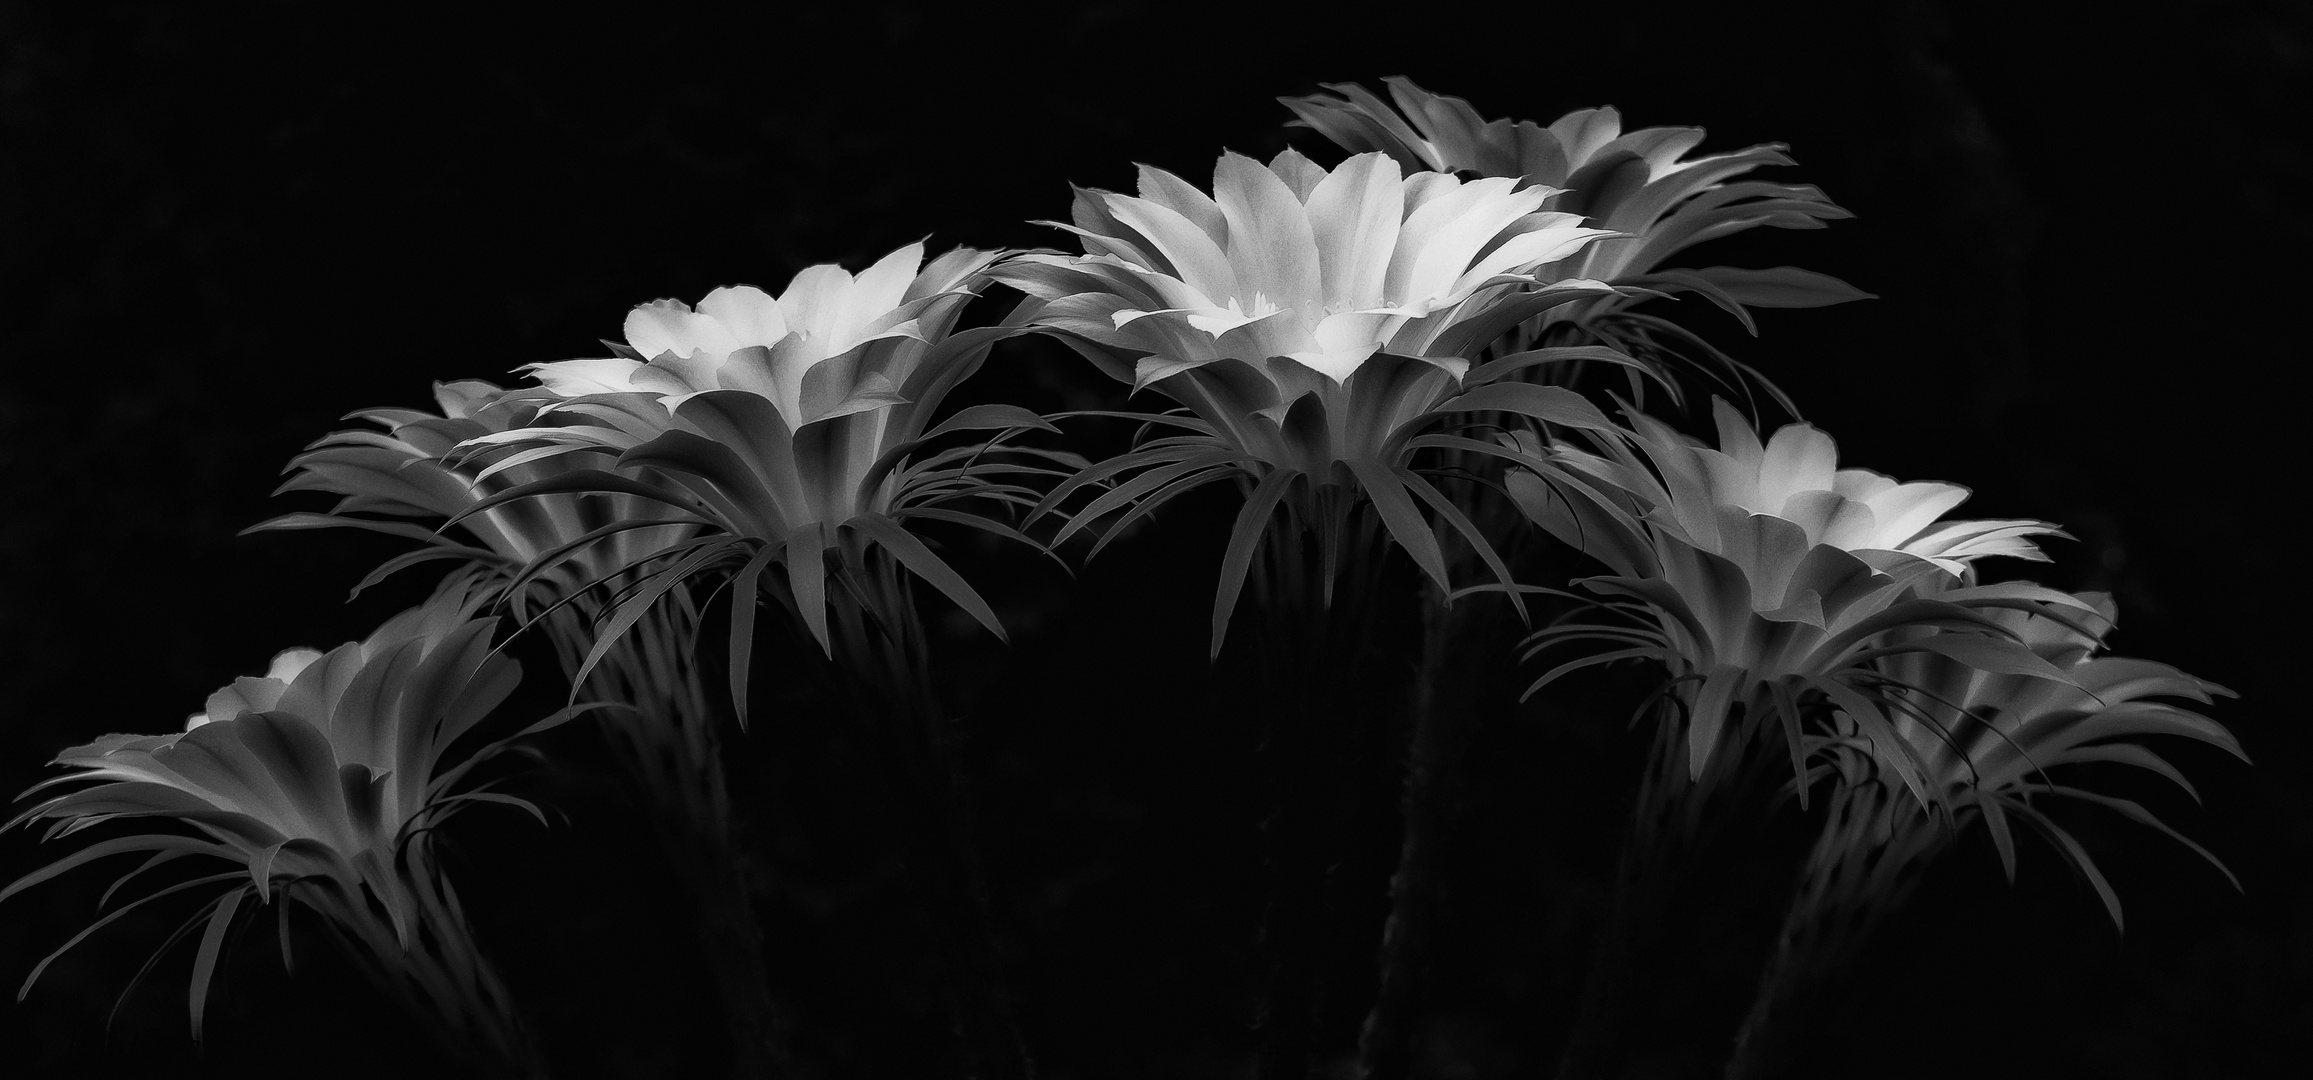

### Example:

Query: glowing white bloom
xmin=997 ymin=149 xmax=1630 ymax=656
xmin=526 ymin=242 xmax=998 ymax=434
xmin=1538 ymin=400 xmax=2057 ymax=593
xmin=997 ymin=148 xmax=1617 ymax=390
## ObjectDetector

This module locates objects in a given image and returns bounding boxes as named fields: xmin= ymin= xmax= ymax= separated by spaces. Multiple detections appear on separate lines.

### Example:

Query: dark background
xmin=2 ymin=1 xmax=2306 ymax=1077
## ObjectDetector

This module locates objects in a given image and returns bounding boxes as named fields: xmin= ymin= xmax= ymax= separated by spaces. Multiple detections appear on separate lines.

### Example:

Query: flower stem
xmin=1251 ymin=489 xmax=1395 ymax=1080
xmin=1550 ymin=722 xmax=1685 ymax=1080
xmin=328 ymin=858 xmax=549 ymax=1079
xmin=1354 ymin=574 xmax=1503 ymax=1080
xmin=1552 ymin=700 xmax=1796 ymax=1080
xmin=1724 ymin=785 xmax=1933 ymax=1080
xmin=567 ymin=600 xmax=795 ymax=1079
xmin=830 ymin=553 xmax=1036 ymax=1080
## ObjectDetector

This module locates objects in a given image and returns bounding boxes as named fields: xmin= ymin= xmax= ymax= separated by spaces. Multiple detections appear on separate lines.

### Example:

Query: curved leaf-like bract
xmin=250 ymin=378 xmax=709 ymax=618
xmin=3 ymin=578 xmax=570 ymax=1073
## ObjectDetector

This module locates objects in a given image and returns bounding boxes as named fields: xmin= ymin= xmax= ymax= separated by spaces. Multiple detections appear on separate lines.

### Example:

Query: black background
xmin=2 ymin=1 xmax=2307 ymax=1077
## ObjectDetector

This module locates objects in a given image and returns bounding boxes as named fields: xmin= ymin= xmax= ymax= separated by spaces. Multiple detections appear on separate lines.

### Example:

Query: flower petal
xmin=1135 ymin=164 xmax=1230 ymax=246
xmin=1212 ymin=152 xmax=1324 ymax=312
xmin=625 ymin=298 xmax=742 ymax=361
xmin=1863 ymin=481 xmax=1973 ymax=546
xmin=1268 ymin=147 xmax=1327 ymax=202
xmin=1756 ymin=423 xmax=1839 ymax=511
xmin=842 ymin=243 xmax=927 ymax=341
xmin=1103 ymin=192 xmax=1241 ymax=300
xmin=776 ymin=263 xmax=857 ymax=352
xmin=524 ymin=358 xmax=651 ymax=397
xmin=1388 ymin=175 xmax=1548 ymax=304
xmin=695 ymin=285 xmax=789 ymax=347
xmin=1302 ymin=152 xmax=1405 ymax=311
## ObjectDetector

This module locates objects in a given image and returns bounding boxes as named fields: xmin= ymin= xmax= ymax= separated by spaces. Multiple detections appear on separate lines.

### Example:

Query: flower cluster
xmin=0 ymin=79 xmax=2241 ymax=1080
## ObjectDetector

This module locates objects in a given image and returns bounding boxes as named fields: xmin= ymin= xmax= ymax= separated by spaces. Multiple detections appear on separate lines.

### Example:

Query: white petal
xmin=1104 ymin=192 xmax=1241 ymax=301
xmin=1755 ymin=423 xmax=1838 ymax=510
xmin=708 ymin=344 xmax=782 ymax=403
xmin=907 ymin=245 xmax=1002 ymax=301
xmin=1450 ymin=224 xmax=1619 ymax=293
xmin=625 ymin=298 xmax=741 ymax=361
xmin=1694 ymin=448 xmax=1765 ymax=513
xmin=765 ymin=335 xmax=821 ymax=428
xmin=1310 ymin=309 xmax=1394 ymax=364
xmin=1077 ymin=255 xmax=1230 ymax=316
xmin=264 ymin=647 xmax=327 ymax=684
xmin=776 ymin=263 xmax=857 ymax=351
xmin=1710 ymin=398 xmax=1766 ymax=470
xmin=1212 ymin=151 xmax=1324 ymax=311
xmin=1388 ymin=175 xmax=1547 ymax=304
xmin=1267 ymin=147 xmax=1327 ymax=202
xmin=1777 ymin=490 xmax=1879 ymax=550
xmin=1830 ymin=467 xmax=1897 ymax=501
xmin=527 ymin=358 xmax=651 ymax=397
xmin=1302 ymin=152 xmax=1405 ymax=311
xmin=845 ymin=243 xmax=927 ymax=335
xmin=641 ymin=349 xmax=729 ymax=396
xmin=1135 ymin=164 xmax=1230 ymax=246
xmin=1222 ymin=308 xmax=1322 ymax=369
xmin=1866 ymin=482 xmax=1973 ymax=546
xmin=1284 ymin=345 xmax=1375 ymax=384
xmin=695 ymin=285 xmax=788 ymax=347
xmin=1547 ymin=106 xmax=1624 ymax=167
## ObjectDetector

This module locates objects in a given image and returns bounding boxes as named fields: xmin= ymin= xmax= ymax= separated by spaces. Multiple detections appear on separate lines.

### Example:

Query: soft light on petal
xmin=1302 ymin=152 xmax=1405 ymax=311
xmin=776 ymin=263 xmax=858 ymax=356
xmin=1755 ymin=424 xmax=1840 ymax=512
xmin=1212 ymin=152 xmax=1325 ymax=315
xmin=695 ymin=285 xmax=789 ymax=347
xmin=625 ymin=299 xmax=742 ymax=361
xmin=841 ymin=243 xmax=927 ymax=343
xmin=1103 ymin=192 xmax=1242 ymax=300
xmin=524 ymin=358 xmax=653 ymax=397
